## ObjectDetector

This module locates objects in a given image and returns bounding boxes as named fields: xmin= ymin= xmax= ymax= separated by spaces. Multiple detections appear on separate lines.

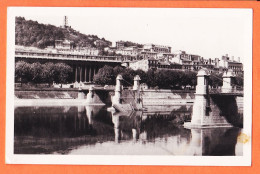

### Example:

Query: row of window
xmin=229 ymin=66 xmax=242 ymax=70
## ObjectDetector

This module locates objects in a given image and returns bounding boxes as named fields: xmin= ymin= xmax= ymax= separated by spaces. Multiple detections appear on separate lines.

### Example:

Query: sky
xmin=12 ymin=7 xmax=252 ymax=63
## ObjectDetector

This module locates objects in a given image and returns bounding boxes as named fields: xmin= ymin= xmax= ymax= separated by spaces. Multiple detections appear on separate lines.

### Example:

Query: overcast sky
xmin=12 ymin=7 xmax=252 ymax=63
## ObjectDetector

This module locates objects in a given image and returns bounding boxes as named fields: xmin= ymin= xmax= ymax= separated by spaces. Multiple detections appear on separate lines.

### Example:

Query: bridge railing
xmin=15 ymin=50 xmax=123 ymax=62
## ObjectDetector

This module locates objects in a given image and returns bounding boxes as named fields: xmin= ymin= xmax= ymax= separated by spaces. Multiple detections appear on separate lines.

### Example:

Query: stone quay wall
xmin=14 ymin=88 xmax=243 ymax=109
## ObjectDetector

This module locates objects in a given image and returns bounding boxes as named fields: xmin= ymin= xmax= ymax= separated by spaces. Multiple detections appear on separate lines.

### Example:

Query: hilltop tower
xmin=63 ymin=16 xmax=68 ymax=28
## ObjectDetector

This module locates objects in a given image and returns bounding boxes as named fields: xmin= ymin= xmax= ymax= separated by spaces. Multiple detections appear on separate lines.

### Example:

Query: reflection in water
xmin=14 ymin=105 xmax=242 ymax=155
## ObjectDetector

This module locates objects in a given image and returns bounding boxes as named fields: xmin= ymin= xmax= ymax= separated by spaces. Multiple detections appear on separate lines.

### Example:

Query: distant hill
xmin=15 ymin=16 xmax=112 ymax=49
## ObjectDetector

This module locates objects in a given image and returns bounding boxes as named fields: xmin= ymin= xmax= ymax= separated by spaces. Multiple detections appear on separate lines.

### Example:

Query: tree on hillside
xmin=15 ymin=16 xmax=112 ymax=52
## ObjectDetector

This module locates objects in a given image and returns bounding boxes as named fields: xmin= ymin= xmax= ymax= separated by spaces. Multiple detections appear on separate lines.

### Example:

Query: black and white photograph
xmin=6 ymin=7 xmax=252 ymax=165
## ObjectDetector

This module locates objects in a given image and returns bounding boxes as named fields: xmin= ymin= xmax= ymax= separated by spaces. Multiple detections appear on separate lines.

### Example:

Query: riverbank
xmin=15 ymin=88 xmax=196 ymax=106
xmin=14 ymin=98 xmax=106 ymax=106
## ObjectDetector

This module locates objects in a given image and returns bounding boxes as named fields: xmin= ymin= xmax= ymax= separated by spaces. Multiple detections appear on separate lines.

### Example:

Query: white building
xmin=143 ymin=44 xmax=171 ymax=53
xmin=129 ymin=58 xmax=158 ymax=72
xmin=115 ymin=46 xmax=139 ymax=57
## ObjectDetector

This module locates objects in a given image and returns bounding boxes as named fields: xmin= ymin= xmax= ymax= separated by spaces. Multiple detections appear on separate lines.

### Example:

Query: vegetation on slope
xmin=15 ymin=16 xmax=111 ymax=49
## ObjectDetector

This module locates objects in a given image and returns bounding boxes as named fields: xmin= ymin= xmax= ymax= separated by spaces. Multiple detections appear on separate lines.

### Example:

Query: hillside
xmin=15 ymin=16 xmax=112 ymax=49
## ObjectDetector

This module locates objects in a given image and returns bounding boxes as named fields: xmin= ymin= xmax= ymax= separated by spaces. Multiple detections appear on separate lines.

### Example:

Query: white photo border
xmin=5 ymin=7 xmax=252 ymax=166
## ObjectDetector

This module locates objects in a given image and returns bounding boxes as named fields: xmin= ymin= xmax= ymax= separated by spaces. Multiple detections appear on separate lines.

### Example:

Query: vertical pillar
xmin=133 ymin=75 xmax=141 ymax=91
xmin=112 ymin=75 xmax=123 ymax=105
xmin=75 ymin=64 xmax=78 ymax=83
xmin=184 ymin=69 xmax=209 ymax=128
xmin=84 ymin=65 xmax=87 ymax=82
xmin=222 ymin=70 xmax=234 ymax=93
xmin=89 ymin=66 xmax=92 ymax=82
xmin=133 ymin=75 xmax=142 ymax=110
xmin=93 ymin=66 xmax=96 ymax=76
xmin=79 ymin=65 xmax=82 ymax=83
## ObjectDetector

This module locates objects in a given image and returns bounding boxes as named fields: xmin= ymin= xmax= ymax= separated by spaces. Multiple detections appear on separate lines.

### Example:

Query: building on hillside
xmin=219 ymin=54 xmax=243 ymax=75
xmin=129 ymin=58 xmax=158 ymax=72
xmin=225 ymin=61 xmax=243 ymax=75
xmin=129 ymin=58 xmax=182 ymax=72
xmin=143 ymin=44 xmax=171 ymax=53
xmin=157 ymin=53 xmax=175 ymax=63
xmin=139 ymin=50 xmax=158 ymax=59
xmin=171 ymin=51 xmax=189 ymax=64
xmin=157 ymin=61 xmax=182 ymax=70
xmin=68 ymin=46 xmax=100 ymax=56
xmin=115 ymin=46 xmax=139 ymax=57
xmin=55 ymin=40 xmax=73 ymax=50
xmin=191 ymin=57 xmax=220 ymax=73
xmin=190 ymin=55 xmax=202 ymax=71
xmin=54 ymin=39 xmax=100 ymax=55
xmin=173 ymin=51 xmax=193 ymax=71
xmin=116 ymin=41 xmax=125 ymax=49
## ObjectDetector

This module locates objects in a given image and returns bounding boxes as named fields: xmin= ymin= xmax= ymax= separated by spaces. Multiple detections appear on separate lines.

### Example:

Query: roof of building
xmin=226 ymin=60 xmax=242 ymax=64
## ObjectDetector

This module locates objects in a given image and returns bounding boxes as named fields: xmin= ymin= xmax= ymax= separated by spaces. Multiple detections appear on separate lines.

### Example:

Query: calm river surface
xmin=14 ymin=105 xmax=243 ymax=155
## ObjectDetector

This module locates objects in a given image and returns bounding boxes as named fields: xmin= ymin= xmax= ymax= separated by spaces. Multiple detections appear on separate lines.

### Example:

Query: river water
xmin=14 ymin=105 xmax=243 ymax=155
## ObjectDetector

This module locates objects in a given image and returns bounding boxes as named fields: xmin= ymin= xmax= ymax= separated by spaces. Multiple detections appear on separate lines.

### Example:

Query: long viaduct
xmin=15 ymin=50 xmax=124 ymax=83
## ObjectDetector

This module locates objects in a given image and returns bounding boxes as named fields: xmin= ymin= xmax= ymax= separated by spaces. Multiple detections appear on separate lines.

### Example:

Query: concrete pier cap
xmin=196 ymin=68 xmax=209 ymax=95
xmin=113 ymin=74 xmax=123 ymax=104
xmin=223 ymin=69 xmax=234 ymax=78
xmin=116 ymin=74 xmax=123 ymax=80
xmin=222 ymin=69 xmax=234 ymax=92
xmin=197 ymin=68 xmax=209 ymax=76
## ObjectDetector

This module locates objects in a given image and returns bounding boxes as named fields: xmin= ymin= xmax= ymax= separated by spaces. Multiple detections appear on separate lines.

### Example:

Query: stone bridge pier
xmin=184 ymin=69 xmax=242 ymax=128
xmin=78 ymin=86 xmax=112 ymax=105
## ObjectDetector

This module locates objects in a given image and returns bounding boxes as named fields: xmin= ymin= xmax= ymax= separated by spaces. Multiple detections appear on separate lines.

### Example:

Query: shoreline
xmin=14 ymin=99 xmax=106 ymax=106
xmin=14 ymin=98 xmax=195 ymax=107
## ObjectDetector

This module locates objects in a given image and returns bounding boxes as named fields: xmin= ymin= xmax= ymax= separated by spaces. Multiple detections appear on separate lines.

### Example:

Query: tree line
xmin=93 ymin=65 xmax=197 ymax=89
xmin=15 ymin=61 xmax=243 ymax=89
xmin=15 ymin=61 xmax=73 ymax=85
xmin=94 ymin=65 xmax=243 ymax=89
